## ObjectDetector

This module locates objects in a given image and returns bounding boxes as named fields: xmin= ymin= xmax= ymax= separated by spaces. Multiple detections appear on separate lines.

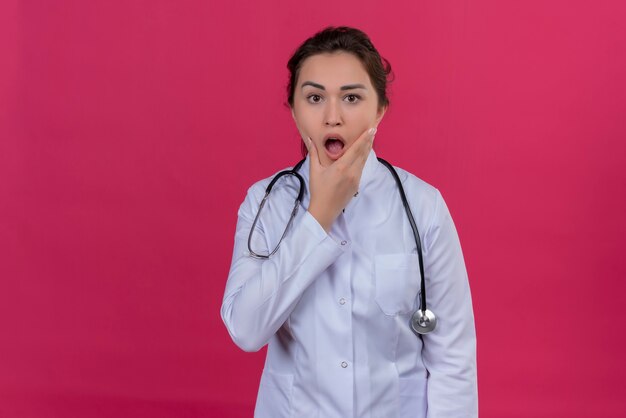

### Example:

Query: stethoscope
xmin=247 ymin=157 xmax=437 ymax=335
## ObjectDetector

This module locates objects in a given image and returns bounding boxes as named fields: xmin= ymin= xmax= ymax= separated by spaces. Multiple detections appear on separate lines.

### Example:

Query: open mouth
xmin=324 ymin=135 xmax=346 ymax=159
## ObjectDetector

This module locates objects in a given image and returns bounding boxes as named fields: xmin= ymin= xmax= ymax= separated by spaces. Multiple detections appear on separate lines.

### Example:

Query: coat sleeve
xmin=220 ymin=185 xmax=345 ymax=352
xmin=421 ymin=190 xmax=478 ymax=417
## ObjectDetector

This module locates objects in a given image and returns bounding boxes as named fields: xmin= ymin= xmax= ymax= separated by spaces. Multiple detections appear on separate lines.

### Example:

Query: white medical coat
xmin=221 ymin=150 xmax=477 ymax=417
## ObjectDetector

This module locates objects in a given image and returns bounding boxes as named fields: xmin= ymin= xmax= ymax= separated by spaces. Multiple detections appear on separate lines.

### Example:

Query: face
xmin=291 ymin=52 xmax=387 ymax=167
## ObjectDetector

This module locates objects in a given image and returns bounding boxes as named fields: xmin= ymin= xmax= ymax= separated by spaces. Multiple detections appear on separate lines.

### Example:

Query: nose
xmin=324 ymin=99 xmax=343 ymax=127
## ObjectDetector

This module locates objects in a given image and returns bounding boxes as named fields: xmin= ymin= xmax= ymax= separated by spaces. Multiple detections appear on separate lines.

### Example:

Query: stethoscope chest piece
xmin=411 ymin=309 xmax=437 ymax=335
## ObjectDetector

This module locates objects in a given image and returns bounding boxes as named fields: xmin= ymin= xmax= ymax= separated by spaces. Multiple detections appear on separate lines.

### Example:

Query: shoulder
xmin=245 ymin=162 xmax=302 ymax=198
xmin=383 ymin=162 xmax=441 ymax=208
xmin=238 ymin=163 xmax=302 ymax=217
xmin=379 ymin=161 xmax=446 ymax=248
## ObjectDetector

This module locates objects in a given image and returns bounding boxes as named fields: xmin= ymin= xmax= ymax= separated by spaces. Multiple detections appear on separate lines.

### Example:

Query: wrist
xmin=307 ymin=205 xmax=333 ymax=233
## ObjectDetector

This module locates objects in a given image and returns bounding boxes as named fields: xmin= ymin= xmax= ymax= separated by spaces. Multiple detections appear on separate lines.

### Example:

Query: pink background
xmin=1 ymin=0 xmax=625 ymax=417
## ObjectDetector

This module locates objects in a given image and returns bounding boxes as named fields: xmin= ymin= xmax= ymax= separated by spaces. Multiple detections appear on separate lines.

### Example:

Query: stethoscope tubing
xmin=247 ymin=166 xmax=305 ymax=259
xmin=246 ymin=157 xmax=436 ymax=334
xmin=376 ymin=158 xmax=427 ymax=315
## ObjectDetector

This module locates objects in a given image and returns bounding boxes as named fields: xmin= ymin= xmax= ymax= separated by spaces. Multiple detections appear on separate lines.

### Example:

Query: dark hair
xmin=287 ymin=26 xmax=393 ymax=110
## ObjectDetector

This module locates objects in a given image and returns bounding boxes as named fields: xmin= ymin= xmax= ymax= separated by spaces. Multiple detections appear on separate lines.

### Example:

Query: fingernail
xmin=368 ymin=127 xmax=377 ymax=136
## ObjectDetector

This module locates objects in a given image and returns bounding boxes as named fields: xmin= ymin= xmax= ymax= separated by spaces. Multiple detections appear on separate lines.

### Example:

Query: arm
xmin=220 ymin=186 xmax=344 ymax=352
xmin=222 ymin=127 xmax=376 ymax=352
xmin=422 ymin=191 xmax=478 ymax=417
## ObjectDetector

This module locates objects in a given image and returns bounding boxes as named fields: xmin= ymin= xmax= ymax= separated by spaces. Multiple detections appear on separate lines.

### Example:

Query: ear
xmin=375 ymin=105 xmax=388 ymax=125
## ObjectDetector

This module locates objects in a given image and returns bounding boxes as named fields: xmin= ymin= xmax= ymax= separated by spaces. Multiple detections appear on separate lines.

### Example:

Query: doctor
xmin=221 ymin=26 xmax=478 ymax=417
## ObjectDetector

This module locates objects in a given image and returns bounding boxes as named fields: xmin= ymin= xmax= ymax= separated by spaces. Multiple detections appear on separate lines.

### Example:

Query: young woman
xmin=221 ymin=26 xmax=477 ymax=417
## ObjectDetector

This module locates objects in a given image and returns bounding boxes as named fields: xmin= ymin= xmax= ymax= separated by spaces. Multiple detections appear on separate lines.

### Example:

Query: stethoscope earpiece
xmin=411 ymin=309 xmax=437 ymax=335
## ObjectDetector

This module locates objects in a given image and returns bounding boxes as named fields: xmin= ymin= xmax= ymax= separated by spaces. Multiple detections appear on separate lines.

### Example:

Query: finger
xmin=302 ymin=134 xmax=311 ymax=152
xmin=304 ymin=136 xmax=322 ymax=171
xmin=348 ymin=127 xmax=376 ymax=159
xmin=341 ymin=126 xmax=376 ymax=165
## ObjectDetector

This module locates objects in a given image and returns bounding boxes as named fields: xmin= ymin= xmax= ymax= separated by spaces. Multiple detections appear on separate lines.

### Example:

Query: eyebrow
xmin=300 ymin=81 xmax=367 ymax=91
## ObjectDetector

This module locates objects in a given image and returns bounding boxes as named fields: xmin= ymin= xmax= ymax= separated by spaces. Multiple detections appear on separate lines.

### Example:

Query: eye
xmin=344 ymin=94 xmax=361 ymax=104
xmin=307 ymin=94 xmax=323 ymax=104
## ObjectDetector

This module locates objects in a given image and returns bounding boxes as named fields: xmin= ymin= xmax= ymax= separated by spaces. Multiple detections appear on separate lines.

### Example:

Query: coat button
xmin=340 ymin=240 xmax=347 ymax=246
xmin=339 ymin=298 xmax=346 ymax=305
xmin=341 ymin=361 xmax=348 ymax=368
